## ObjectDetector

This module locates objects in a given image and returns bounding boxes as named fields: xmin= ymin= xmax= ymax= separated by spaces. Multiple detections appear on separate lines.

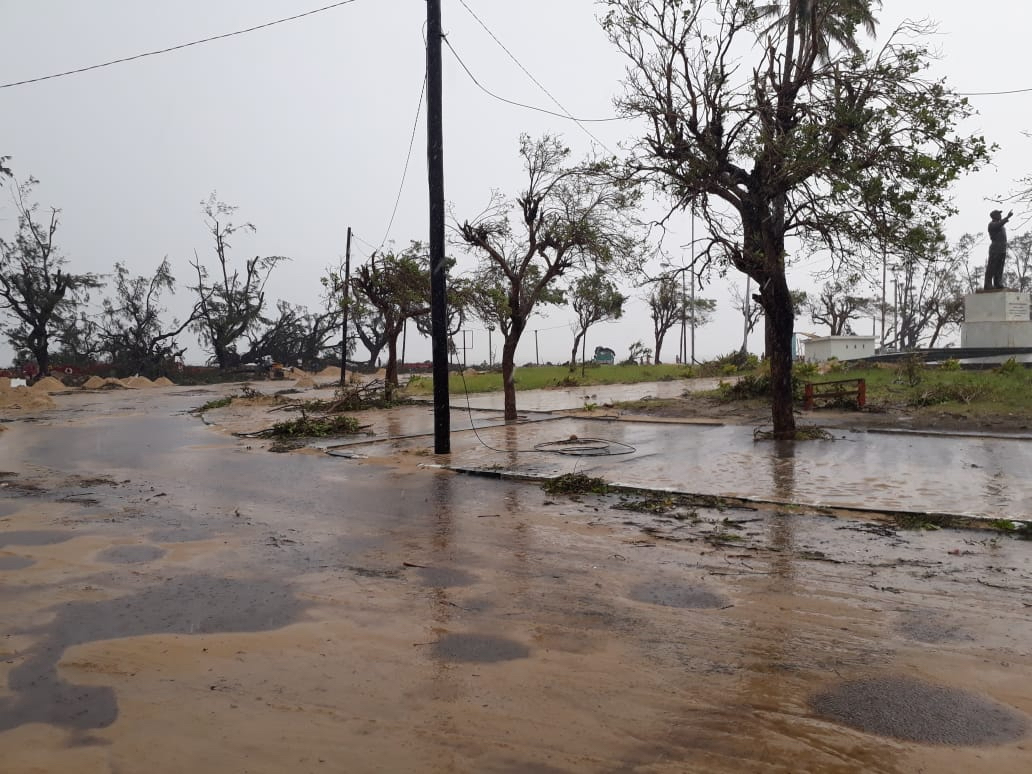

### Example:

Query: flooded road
xmin=0 ymin=385 xmax=1030 ymax=772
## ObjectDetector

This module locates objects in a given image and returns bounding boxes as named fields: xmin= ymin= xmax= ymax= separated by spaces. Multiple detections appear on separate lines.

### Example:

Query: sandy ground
xmin=1 ymin=382 xmax=1031 ymax=773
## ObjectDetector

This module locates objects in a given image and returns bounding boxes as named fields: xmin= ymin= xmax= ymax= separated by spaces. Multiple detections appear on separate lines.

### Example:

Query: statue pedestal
xmin=961 ymin=291 xmax=1032 ymax=347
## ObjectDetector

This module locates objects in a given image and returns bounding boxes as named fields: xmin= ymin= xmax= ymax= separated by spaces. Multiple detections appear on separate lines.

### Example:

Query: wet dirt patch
xmin=0 ymin=479 xmax=46 ymax=496
xmin=431 ymin=633 xmax=530 ymax=663
xmin=895 ymin=610 xmax=972 ymax=644
xmin=416 ymin=566 xmax=478 ymax=588
xmin=809 ymin=675 xmax=1029 ymax=745
xmin=56 ymin=495 xmax=102 ymax=507
xmin=345 ymin=564 xmax=403 ymax=580
xmin=148 ymin=525 xmax=215 ymax=543
xmin=0 ymin=530 xmax=77 ymax=549
xmin=0 ymin=555 xmax=34 ymax=570
xmin=0 ymin=574 xmax=307 ymax=733
xmin=95 ymin=544 xmax=167 ymax=564
xmin=627 ymin=581 xmax=727 ymax=609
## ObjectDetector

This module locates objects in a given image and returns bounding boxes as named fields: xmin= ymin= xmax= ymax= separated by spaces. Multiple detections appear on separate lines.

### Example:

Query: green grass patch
xmin=404 ymin=364 xmax=696 ymax=396
xmin=815 ymin=364 xmax=1032 ymax=417
xmin=194 ymin=396 xmax=233 ymax=412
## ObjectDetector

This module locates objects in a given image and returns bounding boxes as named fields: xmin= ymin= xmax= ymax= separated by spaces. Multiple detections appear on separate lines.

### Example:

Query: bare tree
xmin=244 ymin=300 xmax=341 ymax=371
xmin=99 ymin=259 xmax=198 ymax=377
xmin=1004 ymin=232 xmax=1032 ymax=292
xmin=0 ymin=180 xmax=102 ymax=379
xmin=603 ymin=0 xmax=989 ymax=437
xmin=889 ymin=232 xmax=972 ymax=350
xmin=459 ymin=134 xmax=642 ymax=420
xmin=189 ymin=194 xmax=286 ymax=368
xmin=808 ymin=279 xmax=874 ymax=335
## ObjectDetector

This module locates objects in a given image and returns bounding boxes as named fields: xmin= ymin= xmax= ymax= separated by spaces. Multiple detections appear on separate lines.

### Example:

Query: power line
xmin=957 ymin=86 xmax=1032 ymax=96
xmin=442 ymin=38 xmax=626 ymax=125
xmin=0 ymin=0 xmax=360 ymax=90
xmin=453 ymin=0 xmax=621 ymax=152
xmin=378 ymin=72 xmax=427 ymax=252
xmin=351 ymin=232 xmax=380 ymax=253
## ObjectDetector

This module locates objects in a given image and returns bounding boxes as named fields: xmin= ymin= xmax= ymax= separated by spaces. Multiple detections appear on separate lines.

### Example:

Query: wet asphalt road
xmin=0 ymin=383 xmax=1030 ymax=773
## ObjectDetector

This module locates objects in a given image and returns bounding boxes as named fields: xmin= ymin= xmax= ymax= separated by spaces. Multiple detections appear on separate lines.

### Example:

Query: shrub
xmin=793 ymin=361 xmax=820 ymax=380
xmin=896 ymin=354 xmax=925 ymax=387
xmin=907 ymin=383 xmax=989 ymax=407
xmin=996 ymin=357 xmax=1022 ymax=375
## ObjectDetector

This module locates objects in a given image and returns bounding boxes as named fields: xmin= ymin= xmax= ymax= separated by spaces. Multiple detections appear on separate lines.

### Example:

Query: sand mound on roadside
xmin=83 ymin=376 xmax=107 ymax=389
xmin=153 ymin=376 xmax=175 ymax=387
xmin=318 ymin=366 xmax=342 ymax=379
xmin=294 ymin=375 xmax=316 ymax=388
xmin=0 ymin=384 xmax=55 ymax=409
xmin=122 ymin=376 xmax=155 ymax=389
xmin=374 ymin=368 xmax=387 ymax=379
xmin=31 ymin=376 xmax=67 ymax=393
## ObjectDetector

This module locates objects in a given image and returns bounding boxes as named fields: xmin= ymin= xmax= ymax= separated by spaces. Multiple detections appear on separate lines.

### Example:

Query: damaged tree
xmin=460 ymin=134 xmax=641 ymax=420
xmin=808 ymin=280 xmax=874 ymax=336
xmin=568 ymin=271 xmax=626 ymax=371
xmin=99 ymin=259 xmax=198 ymax=377
xmin=189 ymin=195 xmax=287 ymax=369
xmin=603 ymin=0 xmax=989 ymax=437
xmin=349 ymin=242 xmax=433 ymax=401
xmin=0 ymin=180 xmax=101 ymax=379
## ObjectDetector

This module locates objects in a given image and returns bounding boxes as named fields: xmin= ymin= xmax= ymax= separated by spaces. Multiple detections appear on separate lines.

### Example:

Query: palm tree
xmin=756 ymin=0 xmax=879 ymax=59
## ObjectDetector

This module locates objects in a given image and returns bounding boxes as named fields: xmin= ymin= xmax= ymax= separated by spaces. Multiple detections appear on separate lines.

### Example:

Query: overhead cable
xmin=377 ymin=73 xmax=427 ymax=252
xmin=0 ymin=0 xmax=360 ymax=90
xmin=452 ymin=1 xmax=622 ymax=152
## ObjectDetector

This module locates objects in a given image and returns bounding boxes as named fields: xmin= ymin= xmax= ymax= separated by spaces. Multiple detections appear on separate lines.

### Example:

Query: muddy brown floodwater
xmin=0 ymin=384 xmax=1031 ymax=773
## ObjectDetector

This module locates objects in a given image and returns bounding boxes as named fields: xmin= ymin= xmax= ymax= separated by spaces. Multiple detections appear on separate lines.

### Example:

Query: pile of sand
xmin=318 ymin=366 xmax=342 ymax=379
xmin=294 ymin=375 xmax=316 ymax=388
xmin=153 ymin=376 xmax=175 ymax=387
xmin=83 ymin=376 xmax=107 ymax=389
xmin=31 ymin=376 xmax=67 ymax=393
xmin=0 ymin=384 xmax=55 ymax=410
xmin=121 ymin=376 xmax=156 ymax=389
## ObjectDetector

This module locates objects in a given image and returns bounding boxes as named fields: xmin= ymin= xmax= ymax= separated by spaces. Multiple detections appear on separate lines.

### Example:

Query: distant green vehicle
xmin=593 ymin=346 xmax=616 ymax=365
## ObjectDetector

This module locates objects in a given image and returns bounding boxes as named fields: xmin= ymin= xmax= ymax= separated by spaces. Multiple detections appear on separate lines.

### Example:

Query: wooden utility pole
xmin=427 ymin=0 xmax=450 ymax=453
xmin=339 ymin=226 xmax=352 ymax=388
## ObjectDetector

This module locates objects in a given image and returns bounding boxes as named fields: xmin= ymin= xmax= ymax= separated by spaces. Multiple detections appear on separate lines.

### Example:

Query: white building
xmin=803 ymin=335 xmax=876 ymax=363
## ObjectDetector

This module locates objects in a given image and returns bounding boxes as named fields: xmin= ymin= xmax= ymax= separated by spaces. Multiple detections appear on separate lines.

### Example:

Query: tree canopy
xmin=604 ymin=0 xmax=990 ymax=437
xmin=0 ymin=180 xmax=101 ymax=378
xmin=459 ymin=133 xmax=642 ymax=420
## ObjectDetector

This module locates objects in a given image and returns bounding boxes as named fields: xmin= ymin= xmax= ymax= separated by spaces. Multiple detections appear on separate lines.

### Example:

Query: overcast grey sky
xmin=1 ymin=1 xmax=1028 ymax=367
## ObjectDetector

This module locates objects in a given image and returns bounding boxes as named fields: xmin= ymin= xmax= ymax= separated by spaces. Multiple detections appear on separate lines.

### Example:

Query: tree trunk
xmin=654 ymin=331 xmax=665 ymax=364
xmin=385 ymin=332 xmax=399 ymax=402
xmin=761 ymin=272 xmax=796 ymax=440
xmin=569 ymin=330 xmax=584 ymax=372
xmin=32 ymin=344 xmax=50 ymax=380
xmin=213 ymin=339 xmax=231 ymax=369
xmin=501 ymin=336 xmax=519 ymax=421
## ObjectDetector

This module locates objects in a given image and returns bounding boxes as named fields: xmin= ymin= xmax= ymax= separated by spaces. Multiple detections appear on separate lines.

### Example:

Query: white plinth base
xmin=961 ymin=321 xmax=1032 ymax=348
xmin=962 ymin=291 xmax=1032 ymax=347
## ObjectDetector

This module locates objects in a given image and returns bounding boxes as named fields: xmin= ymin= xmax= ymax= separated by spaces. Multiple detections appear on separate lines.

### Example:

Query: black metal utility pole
xmin=339 ymin=226 xmax=352 ymax=388
xmin=427 ymin=0 xmax=450 ymax=453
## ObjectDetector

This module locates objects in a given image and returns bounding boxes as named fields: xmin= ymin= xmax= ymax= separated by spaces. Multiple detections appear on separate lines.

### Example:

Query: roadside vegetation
xmin=404 ymin=353 xmax=759 ymax=396
xmin=650 ymin=356 xmax=1032 ymax=426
